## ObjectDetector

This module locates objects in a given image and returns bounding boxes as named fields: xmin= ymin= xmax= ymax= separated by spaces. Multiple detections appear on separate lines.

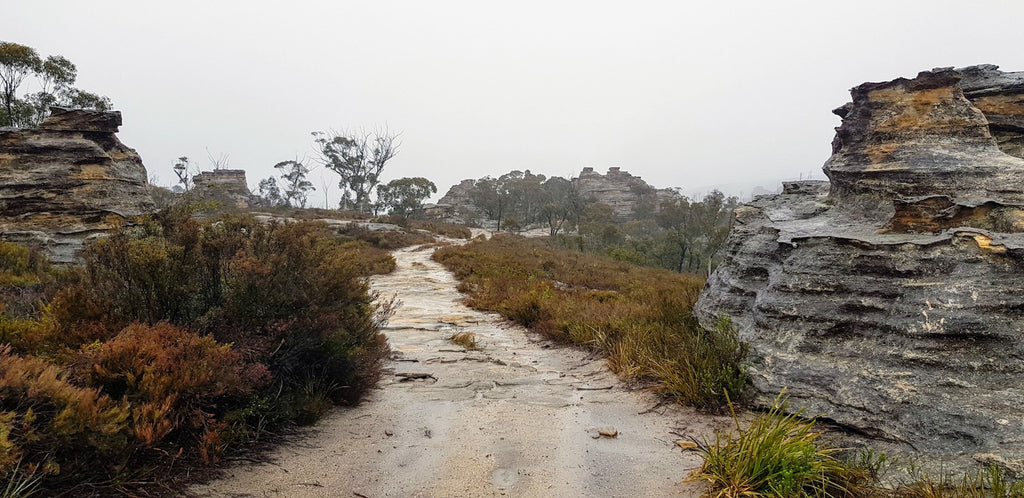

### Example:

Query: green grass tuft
xmin=691 ymin=394 xmax=867 ymax=498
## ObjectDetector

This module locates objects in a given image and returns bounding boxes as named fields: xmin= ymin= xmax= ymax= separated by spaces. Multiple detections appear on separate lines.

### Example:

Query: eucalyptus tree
xmin=0 ymin=41 xmax=39 ymax=126
xmin=275 ymin=160 xmax=315 ymax=208
xmin=0 ymin=41 xmax=111 ymax=127
xmin=376 ymin=177 xmax=436 ymax=216
xmin=313 ymin=128 xmax=400 ymax=213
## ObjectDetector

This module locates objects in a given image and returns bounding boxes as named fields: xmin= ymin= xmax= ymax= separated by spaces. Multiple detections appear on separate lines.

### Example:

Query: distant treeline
xmin=453 ymin=170 xmax=739 ymax=275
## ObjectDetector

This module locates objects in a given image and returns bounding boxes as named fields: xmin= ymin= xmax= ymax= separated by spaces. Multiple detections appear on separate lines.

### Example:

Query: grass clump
xmin=448 ymin=331 xmax=480 ymax=350
xmin=692 ymin=394 xmax=868 ymax=498
xmin=692 ymin=393 xmax=1024 ymax=498
xmin=891 ymin=464 xmax=1024 ymax=497
xmin=432 ymin=233 xmax=745 ymax=409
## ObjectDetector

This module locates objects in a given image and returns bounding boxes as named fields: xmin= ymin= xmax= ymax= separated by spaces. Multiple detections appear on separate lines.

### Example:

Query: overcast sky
xmin=7 ymin=1 xmax=1024 ymax=204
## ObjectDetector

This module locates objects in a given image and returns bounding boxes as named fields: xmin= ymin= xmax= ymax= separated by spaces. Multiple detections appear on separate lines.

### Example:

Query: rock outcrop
xmin=696 ymin=66 xmax=1024 ymax=475
xmin=0 ymin=108 xmax=154 ymax=262
xmin=436 ymin=167 xmax=674 ymax=224
xmin=574 ymin=167 xmax=674 ymax=221
xmin=434 ymin=178 xmax=479 ymax=223
xmin=192 ymin=169 xmax=253 ymax=209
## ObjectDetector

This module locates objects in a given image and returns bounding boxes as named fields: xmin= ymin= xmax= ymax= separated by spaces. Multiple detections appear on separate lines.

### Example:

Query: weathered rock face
xmin=192 ymin=169 xmax=253 ymax=209
xmin=0 ymin=108 xmax=155 ymax=262
xmin=696 ymin=66 xmax=1024 ymax=475
xmin=574 ymin=167 xmax=674 ymax=221
xmin=434 ymin=178 xmax=479 ymax=223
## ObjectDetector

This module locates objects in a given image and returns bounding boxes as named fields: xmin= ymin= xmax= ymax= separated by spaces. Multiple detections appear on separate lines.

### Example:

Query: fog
xmin=8 ymin=1 xmax=1024 ymax=203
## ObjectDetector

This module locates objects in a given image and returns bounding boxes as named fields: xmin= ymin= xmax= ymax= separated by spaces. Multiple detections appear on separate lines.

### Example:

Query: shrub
xmin=433 ymin=234 xmax=745 ymax=408
xmin=409 ymin=220 xmax=472 ymax=239
xmin=77 ymin=323 xmax=267 ymax=456
xmin=0 ymin=209 xmax=393 ymax=494
xmin=691 ymin=395 xmax=867 ymax=498
xmin=0 ymin=346 xmax=131 ymax=485
xmin=335 ymin=224 xmax=434 ymax=250
xmin=655 ymin=316 xmax=748 ymax=410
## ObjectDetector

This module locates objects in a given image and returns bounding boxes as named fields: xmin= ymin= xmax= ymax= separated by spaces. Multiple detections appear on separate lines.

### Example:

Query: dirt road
xmin=193 ymin=243 xmax=724 ymax=497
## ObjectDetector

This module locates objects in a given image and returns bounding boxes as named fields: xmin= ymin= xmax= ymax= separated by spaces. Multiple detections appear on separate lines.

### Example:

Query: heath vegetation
xmin=0 ymin=207 xmax=394 ymax=495
xmin=433 ymin=233 xmax=746 ymax=409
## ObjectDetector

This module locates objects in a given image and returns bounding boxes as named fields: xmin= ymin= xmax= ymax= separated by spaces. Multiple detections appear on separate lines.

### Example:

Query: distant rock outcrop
xmin=696 ymin=65 xmax=1024 ymax=476
xmin=192 ymin=169 xmax=253 ymax=209
xmin=434 ymin=178 xmax=479 ymax=222
xmin=436 ymin=167 xmax=673 ymax=224
xmin=0 ymin=108 xmax=154 ymax=262
xmin=574 ymin=167 xmax=674 ymax=221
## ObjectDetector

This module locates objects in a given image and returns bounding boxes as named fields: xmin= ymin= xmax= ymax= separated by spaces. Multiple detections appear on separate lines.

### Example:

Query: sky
xmin=7 ymin=1 xmax=1024 ymax=205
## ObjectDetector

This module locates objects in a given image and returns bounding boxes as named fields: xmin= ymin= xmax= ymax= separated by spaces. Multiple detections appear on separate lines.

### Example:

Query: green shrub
xmin=656 ymin=316 xmax=748 ymax=410
xmin=691 ymin=395 xmax=867 ymax=498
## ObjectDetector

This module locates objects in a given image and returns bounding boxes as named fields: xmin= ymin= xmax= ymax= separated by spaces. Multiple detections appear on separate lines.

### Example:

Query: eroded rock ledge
xmin=0 ymin=108 xmax=154 ymax=262
xmin=696 ymin=65 xmax=1024 ymax=475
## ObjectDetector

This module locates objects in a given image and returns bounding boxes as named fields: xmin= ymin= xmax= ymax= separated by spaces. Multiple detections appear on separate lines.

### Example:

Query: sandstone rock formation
xmin=192 ymin=169 xmax=253 ymax=209
xmin=0 ymin=108 xmax=154 ymax=262
xmin=574 ymin=167 xmax=674 ymax=221
xmin=436 ymin=167 xmax=673 ymax=224
xmin=434 ymin=178 xmax=479 ymax=222
xmin=696 ymin=66 xmax=1024 ymax=475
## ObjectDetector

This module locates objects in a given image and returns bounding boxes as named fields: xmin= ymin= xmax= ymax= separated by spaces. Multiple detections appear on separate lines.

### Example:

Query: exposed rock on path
xmin=193 ymin=242 xmax=722 ymax=497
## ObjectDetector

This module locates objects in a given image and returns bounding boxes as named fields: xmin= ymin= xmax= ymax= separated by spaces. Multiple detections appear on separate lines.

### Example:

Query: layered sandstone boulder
xmin=696 ymin=66 xmax=1024 ymax=475
xmin=0 ymin=108 xmax=155 ymax=262
xmin=193 ymin=169 xmax=253 ymax=209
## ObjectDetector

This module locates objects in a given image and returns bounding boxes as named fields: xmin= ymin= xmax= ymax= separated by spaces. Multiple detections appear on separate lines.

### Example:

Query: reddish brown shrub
xmin=0 ymin=345 xmax=130 ymax=478
xmin=78 ymin=323 xmax=268 ymax=454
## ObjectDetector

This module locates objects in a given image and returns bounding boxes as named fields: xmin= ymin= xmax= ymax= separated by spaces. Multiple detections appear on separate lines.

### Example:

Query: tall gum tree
xmin=313 ymin=128 xmax=400 ymax=213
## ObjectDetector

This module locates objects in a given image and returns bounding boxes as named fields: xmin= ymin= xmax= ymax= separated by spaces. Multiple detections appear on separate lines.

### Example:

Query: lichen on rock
xmin=696 ymin=65 xmax=1024 ymax=475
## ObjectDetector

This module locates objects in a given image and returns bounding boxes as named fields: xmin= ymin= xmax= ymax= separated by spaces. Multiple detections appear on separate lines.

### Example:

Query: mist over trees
xmin=0 ymin=41 xmax=111 ymax=127
xmin=275 ymin=160 xmax=315 ymax=208
xmin=247 ymin=132 xmax=435 ymax=217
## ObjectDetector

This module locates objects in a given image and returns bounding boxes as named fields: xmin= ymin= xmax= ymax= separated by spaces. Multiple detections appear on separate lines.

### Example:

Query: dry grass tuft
xmin=448 ymin=331 xmax=480 ymax=350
